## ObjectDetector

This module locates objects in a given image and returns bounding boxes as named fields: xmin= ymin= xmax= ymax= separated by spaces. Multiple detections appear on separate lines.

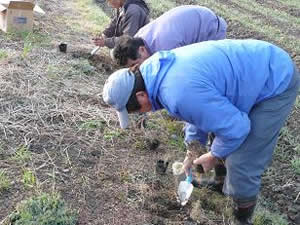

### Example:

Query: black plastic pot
xmin=59 ymin=43 xmax=67 ymax=53
xmin=156 ymin=160 xmax=169 ymax=175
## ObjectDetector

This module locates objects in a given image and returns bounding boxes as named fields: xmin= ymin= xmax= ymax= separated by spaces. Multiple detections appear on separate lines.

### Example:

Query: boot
xmin=192 ymin=163 xmax=226 ymax=194
xmin=232 ymin=199 xmax=256 ymax=225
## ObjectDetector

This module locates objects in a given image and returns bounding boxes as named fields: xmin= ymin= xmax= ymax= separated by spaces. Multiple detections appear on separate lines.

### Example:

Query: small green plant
xmin=144 ymin=120 xmax=160 ymax=130
xmin=291 ymin=157 xmax=300 ymax=175
xmin=168 ymin=136 xmax=186 ymax=152
xmin=164 ymin=120 xmax=184 ymax=137
xmin=103 ymin=129 xmax=125 ymax=140
xmin=22 ymin=41 xmax=33 ymax=58
xmin=253 ymin=209 xmax=288 ymax=225
xmin=22 ymin=169 xmax=36 ymax=188
xmin=72 ymin=59 xmax=96 ymax=75
xmin=21 ymin=32 xmax=49 ymax=58
xmin=0 ymin=170 xmax=11 ymax=192
xmin=79 ymin=119 xmax=106 ymax=130
xmin=0 ymin=49 xmax=8 ymax=60
xmin=134 ymin=139 xmax=146 ymax=151
xmin=12 ymin=145 xmax=31 ymax=162
xmin=9 ymin=193 xmax=78 ymax=225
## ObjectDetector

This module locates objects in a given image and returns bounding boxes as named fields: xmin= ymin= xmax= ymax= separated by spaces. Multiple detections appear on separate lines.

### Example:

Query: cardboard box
xmin=0 ymin=0 xmax=45 ymax=32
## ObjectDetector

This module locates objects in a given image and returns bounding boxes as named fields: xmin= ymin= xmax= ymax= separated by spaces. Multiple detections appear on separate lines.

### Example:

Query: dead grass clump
xmin=190 ymin=188 xmax=233 ymax=223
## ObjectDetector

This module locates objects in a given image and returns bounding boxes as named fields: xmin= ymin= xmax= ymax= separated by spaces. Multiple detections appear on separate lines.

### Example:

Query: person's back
xmin=139 ymin=39 xmax=296 ymax=159
xmin=142 ymin=40 xmax=294 ymax=116
xmin=136 ymin=5 xmax=227 ymax=53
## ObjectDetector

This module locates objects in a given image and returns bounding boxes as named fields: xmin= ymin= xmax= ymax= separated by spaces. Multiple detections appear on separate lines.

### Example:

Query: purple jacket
xmin=135 ymin=5 xmax=227 ymax=54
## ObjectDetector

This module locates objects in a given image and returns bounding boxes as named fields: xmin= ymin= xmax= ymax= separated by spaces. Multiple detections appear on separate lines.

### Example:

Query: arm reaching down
xmin=177 ymin=85 xmax=251 ymax=159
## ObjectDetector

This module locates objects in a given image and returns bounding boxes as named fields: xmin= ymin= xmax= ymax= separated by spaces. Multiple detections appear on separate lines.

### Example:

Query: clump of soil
xmin=70 ymin=49 xmax=118 ymax=73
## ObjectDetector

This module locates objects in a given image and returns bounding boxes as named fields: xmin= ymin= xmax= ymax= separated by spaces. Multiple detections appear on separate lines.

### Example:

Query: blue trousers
xmin=224 ymin=65 xmax=300 ymax=200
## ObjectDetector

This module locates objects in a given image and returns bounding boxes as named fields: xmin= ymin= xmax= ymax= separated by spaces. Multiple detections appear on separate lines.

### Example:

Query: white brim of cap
xmin=117 ymin=108 xmax=129 ymax=129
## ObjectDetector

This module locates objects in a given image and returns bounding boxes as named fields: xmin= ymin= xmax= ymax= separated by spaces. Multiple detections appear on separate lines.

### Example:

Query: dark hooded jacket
xmin=103 ymin=0 xmax=150 ymax=48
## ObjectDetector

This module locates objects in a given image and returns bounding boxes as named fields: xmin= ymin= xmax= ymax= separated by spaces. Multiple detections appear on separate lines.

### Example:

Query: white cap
xmin=102 ymin=68 xmax=135 ymax=128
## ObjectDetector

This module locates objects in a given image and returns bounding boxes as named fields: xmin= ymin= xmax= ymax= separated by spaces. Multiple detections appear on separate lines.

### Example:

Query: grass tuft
xmin=103 ymin=129 xmax=126 ymax=140
xmin=12 ymin=145 xmax=31 ymax=163
xmin=0 ymin=170 xmax=11 ymax=192
xmin=71 ymin=59 xmax=96 ymax=76
xmin=21 ymin=32 xmax=49 ymax=58
xmin=291 ymin=157 xmax=300 ymax=175
xmin=79 ymin=119 xmax=106 ymax=130
xmin=22 ymin=169 xmax=37 ymax=188
xmin=9 ymin=193 xmax=78 ymax=225
xmin=0 ymin=49 xmax=8 ymax=60
xmin=253 ymin=208 xmax=288 ymax=225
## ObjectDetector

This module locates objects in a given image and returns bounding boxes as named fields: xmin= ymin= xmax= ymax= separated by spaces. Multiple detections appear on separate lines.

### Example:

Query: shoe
xmin=231 ymin=200 xmax=256 ymax=225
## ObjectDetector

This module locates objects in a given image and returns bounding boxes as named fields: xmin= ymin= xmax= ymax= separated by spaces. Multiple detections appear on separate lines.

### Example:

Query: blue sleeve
xmin=176 ymin=86 xmax=251 ymax=158
xmin=184 ymin=123 xmax=208 ymax=145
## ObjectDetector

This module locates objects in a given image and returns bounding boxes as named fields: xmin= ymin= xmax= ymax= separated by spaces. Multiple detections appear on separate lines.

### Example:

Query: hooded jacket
xmin=103 ymin=0 xmax=150 ymax=48
xmin=139 ymin=39 xmax=294 ymax=158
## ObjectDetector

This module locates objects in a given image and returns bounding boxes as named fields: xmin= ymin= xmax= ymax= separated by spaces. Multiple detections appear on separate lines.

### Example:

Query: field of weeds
xmin=0 ymin=0 xmax=299 ymax=225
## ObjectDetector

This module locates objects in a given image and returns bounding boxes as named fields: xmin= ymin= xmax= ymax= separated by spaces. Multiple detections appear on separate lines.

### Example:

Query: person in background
xmin=93 ymin=0 xmax=150 ymax=49
xmin=102 ymin=39 xmax=300 ymax=225
xmin=111 ymin=5 xmax=227 ymax=67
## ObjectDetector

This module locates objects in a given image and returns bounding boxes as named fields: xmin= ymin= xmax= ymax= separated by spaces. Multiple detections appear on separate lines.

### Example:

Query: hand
xmin=92 ymin=35 xmax=105 ymax=47
xmin=193 ymin=152 xmax=217 ymax=173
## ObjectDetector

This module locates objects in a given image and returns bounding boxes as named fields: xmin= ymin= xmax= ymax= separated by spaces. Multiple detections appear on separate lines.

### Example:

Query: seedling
xmin=21 ymin=32 xmax=49 ymax=58
xmin=168 ymin=136 xmax=186 ymax=152
xmin=12 ymin=145 xmax=31 ymax=163
xmin=22 ymin=169 xmax=36 ymax=188
xmin=0 ymin=170 xmax=11 ymax=192
xmin=291 ymin=157 xmax=300 ymax=175
xmin=79 ymin=119 xmax=106 ymax=130
xmin=0 ymin=49 xmax=8 ymax=60
xmin=103 ymin=129 xmax=125 ymax=140
xmin=72 ymin=59 xmax=95 ymax=75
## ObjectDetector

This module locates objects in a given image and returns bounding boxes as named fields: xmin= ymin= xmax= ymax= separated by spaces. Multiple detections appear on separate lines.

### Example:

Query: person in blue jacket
xmin=102 ymin=39 xmax=300 ymax=225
